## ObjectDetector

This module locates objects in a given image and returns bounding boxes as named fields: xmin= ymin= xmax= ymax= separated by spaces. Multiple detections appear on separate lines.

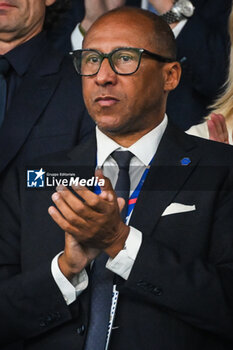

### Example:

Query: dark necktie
xmin=84 ymin=253 xmax=113 ymax=350
xmin=0 ymin=57 xmax=10 ymax=127
xmin=111 ymin=150 xmax=133 ymax=220
xmin=84 ymin=151 xmax=133 ymax=350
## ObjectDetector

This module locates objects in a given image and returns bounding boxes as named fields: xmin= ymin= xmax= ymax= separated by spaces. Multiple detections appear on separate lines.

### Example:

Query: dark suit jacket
xmin=0 ymin=124 xmax=233 ymax=349
xmin=0 ymin=36 xmax=94 ymax=178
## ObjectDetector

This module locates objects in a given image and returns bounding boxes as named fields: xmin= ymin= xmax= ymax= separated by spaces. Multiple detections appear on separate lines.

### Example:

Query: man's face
xmin=0 ymin=0 xmax=55 ymax=41
xmin=82 ymin=13 xmax=178 ymax=137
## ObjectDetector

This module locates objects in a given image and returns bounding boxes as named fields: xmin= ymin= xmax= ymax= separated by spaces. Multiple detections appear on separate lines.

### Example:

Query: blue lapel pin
xmin=180 ymin=157 xmax=191 ymax=166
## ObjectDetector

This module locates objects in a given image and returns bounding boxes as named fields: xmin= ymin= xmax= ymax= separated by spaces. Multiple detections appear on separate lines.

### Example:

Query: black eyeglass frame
xmin=70 ymin=47 xmax=176 ymax=76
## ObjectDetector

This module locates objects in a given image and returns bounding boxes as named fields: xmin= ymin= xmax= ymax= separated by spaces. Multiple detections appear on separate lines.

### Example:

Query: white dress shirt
xmin=71 ymin=1 xmax=187 ymax=50
xmin=51 ymin=115 xmax=168 ymax=304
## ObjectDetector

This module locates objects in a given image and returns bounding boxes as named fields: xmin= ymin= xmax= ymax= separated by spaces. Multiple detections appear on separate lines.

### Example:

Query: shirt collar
xmin=5 ymin=31 xmax=47 ymax=76
xmin=96 ymin=114 xmax=168 ymax=167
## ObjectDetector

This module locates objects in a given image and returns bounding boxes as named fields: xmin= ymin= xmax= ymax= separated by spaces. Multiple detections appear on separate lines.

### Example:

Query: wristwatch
xmin=162 ymin=0 xmax=195 ymax=24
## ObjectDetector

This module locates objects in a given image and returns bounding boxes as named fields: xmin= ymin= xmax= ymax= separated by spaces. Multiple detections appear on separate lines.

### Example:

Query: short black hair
xmin=44 ymin=0 xmax=71 ymax=31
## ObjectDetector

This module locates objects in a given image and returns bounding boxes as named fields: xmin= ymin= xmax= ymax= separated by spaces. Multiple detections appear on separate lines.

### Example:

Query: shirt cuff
xmin=71 ymin=23 xmax=84 ymax=50
xmin=106 ymin=227 xmax=142 ymax=280
xmin=172 ymin=19 xmax=187 ymax=38
xmin=51 ymin=252 xmax=89 ymax=305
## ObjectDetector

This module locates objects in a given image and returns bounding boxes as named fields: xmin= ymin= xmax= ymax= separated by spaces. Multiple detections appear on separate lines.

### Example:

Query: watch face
xmin=180 ymin=1 xmax=195 ymax=17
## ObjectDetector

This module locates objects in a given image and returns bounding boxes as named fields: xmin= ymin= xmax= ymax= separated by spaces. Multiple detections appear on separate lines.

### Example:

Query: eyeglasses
xmin=70 ymin=47 xmax=176 ymax=76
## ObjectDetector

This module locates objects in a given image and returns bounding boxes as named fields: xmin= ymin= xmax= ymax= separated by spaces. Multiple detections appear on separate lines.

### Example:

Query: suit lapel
xmin=129 ymin=123 xmax=201 ymax=235
xmin=66 ymin=125 xmax=201 ymax=237
xmin=0 ymin=43 xmax=64 ymax=173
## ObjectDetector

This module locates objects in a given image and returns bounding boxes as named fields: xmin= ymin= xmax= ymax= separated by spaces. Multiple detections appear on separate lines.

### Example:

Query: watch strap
xmin=162 ymin=11 xmax=186 ymax=24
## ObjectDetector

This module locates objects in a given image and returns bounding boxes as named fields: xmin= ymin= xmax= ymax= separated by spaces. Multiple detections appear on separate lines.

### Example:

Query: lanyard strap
xmin=125 ymin=162 xmax=151 ymax=222
xmin=95 ymin=156 xmax=153 ymax=221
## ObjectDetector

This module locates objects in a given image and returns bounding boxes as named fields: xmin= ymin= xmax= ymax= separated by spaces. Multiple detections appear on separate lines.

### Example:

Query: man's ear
xmin=163 ymin=62 xmax=182 ymax=92
xmin=45 ymin=0 xmax=56 ymax=7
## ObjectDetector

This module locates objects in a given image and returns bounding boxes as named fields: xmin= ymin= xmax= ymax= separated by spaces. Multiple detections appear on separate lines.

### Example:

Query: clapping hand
xmin=48 ymin=170 xmax=129 ymax=279
xmin=207 ymin=113 xmax=229 ymax=144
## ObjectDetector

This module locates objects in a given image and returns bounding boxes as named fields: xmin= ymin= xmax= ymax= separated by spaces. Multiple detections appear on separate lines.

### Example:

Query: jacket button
xmin=137 ymin=280 xmax=147 ymax=287
xmin=153 ymin=287 xmax=163 ymax=296
xmin=52 ymin=312 xmax=61 ymax=321
xmin=77 ymin=325 xmax=85 ymax=335
xmin=39 ymin=320 xmax=46 ymax=327
xmin=46 ymin=315 xmax=52 ymax=323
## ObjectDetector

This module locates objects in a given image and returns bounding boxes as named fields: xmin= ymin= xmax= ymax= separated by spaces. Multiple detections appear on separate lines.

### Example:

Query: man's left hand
xmin=49 ymin=170 xmax=130 ymax=258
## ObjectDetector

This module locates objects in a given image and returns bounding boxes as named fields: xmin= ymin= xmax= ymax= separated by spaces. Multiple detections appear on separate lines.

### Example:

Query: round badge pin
xmin=180 ymin=157 xmax=191 ymax=166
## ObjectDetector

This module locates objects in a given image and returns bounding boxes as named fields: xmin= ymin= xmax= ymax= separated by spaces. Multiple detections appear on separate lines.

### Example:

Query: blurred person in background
xmin=0 ymin=0 xmax=94 ymax=179
xmin=65 ymin=0 xmax=231 ymax=130
xmin=187 ymin=5 xmax=233 ymax=145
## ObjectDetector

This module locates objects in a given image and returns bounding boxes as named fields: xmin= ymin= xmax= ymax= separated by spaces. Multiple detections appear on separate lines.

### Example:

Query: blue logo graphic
xmin=180 ymin=157 xmax=191 ymax=166
xmin=27 ymin=168 xmax=45 ymax=188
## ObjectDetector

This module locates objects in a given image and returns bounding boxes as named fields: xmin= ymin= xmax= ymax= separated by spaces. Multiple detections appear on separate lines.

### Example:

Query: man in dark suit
xmin=1 ymin=7 xmax=233 ymax=350
xmin=0 ymin=0 xmax=94 ymax=177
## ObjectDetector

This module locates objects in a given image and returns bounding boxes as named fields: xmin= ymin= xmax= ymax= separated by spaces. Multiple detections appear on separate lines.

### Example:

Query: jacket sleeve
xmin=0 ymin=168 xmax=74 ymax=345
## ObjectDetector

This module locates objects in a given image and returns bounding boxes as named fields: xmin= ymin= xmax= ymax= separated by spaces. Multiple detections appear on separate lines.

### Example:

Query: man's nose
xmin=95 ymin=58 xmax=117 ymax=86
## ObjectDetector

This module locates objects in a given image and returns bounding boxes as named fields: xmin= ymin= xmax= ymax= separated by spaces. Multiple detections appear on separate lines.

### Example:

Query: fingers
xmin=208 ymin=113 xmax=229 ymax=144
xmin=72 ymin=185 xmax=114 ymax=212
xmin=95 ymin=169 xmax=128 ymax=214
xmin=54 ymin=175 xmax=112 ymax=215
xmin=48 ymin=170 xmax=128 ymax=253
xmin=117 ymin=197 xmax=125 ymax=212
xmin=217 ymin=113 xmax=228 ymax=134
xmin=208 ymin=119 xmax=218 ymax=141
xmin=56 ymin=186 xmax=85 ymax=213
xmin=70 ymin=169 xmax=116 ymax=210
xmin=48 ymin=204 xmax=82 ymax=236
xmin=50 ymin=188 xmax=97 ymax=228
xmin=95 ymin=168 xmax=114 ymax=192
xmin=95 ymin=168 xmax=115 ymax=201
xmin=49 ymin=170 xmax=123 ymax=240
xmin=212 ymin=113 xmax=227 ymax=135
xmin=48 ymin=172 xmax=116 ymax=233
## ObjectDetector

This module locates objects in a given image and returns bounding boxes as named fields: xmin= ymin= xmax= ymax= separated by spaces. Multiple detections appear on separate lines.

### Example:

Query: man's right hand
xmin=81 ymin=0 xmax=126 ymax=32
xmin=49 ymin=170 xmax=128 ymax=281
